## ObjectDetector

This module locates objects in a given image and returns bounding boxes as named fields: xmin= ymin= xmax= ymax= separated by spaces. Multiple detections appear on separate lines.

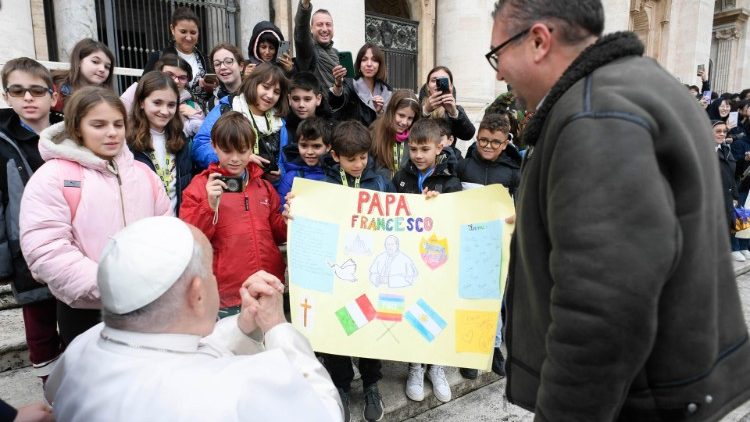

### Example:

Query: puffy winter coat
xmin=179 ymin=162 xmax=287 ymax=308
xmin=392 ymin=151 xmax=463 ymax=194
xmin=20 ymin=122 xmax=172 ymax=309
xmin=456 ymin=142 xmax=521 ymax=196
xmin=278 ymin=144 xmax=326 ymax=208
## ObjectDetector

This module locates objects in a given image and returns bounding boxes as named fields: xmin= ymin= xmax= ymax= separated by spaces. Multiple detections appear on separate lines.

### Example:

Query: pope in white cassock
xmin=44 ymin=216 xmax=343 ymax=421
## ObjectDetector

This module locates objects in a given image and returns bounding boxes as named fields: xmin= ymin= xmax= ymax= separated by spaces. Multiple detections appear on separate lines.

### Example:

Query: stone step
xmin=0 ymin=282 xmax=20 ymax=311
xmin=0 ymin=307 xmax=29 ymax=372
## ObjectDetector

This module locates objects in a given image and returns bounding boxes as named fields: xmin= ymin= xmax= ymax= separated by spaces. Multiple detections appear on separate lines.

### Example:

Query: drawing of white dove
xmin=329 ymin=259 xmax=358 ymax=282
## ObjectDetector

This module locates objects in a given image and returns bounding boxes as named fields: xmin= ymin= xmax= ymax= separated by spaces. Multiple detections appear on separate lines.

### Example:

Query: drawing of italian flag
xmin=405 ymin=299 xmax=447 ymax=342
xmin=335 ymin=294 xmax=376 ymax=336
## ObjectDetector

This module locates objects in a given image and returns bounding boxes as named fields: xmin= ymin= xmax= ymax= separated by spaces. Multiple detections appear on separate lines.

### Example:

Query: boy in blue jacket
xmin=278 ymin=117 xmax=332 ymax=207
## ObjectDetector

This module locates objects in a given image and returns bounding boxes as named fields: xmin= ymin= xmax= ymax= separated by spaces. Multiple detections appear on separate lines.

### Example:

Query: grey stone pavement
xmin=2 ymin=267 xmax=750 ymax=420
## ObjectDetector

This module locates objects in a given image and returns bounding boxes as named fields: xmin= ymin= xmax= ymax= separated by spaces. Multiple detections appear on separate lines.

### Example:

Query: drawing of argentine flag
xmin=405 ymin=299 xmax=447 ymax=342
xmin=335 ymin=294 xmax=376 ymax=335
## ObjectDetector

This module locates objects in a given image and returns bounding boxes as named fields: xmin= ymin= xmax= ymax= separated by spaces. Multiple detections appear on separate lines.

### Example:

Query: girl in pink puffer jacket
xmin=20 ymin=87 xmax=172 ymax=345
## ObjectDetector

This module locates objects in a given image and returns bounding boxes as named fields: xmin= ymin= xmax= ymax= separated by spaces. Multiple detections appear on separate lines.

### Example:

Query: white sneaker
xmin=732 ymin=251 xmax=747 ymax=262
xmin=741 ymin=250 xmax=750 ymax=259
xmin=427 ymin=365 xmax=452 ymax=402
xmin=405 ymin=363 xmax=424 ymax=401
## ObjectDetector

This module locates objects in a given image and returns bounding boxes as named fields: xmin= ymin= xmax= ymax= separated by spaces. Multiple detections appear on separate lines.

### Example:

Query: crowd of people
xmin=2 ymin=0 xmax=750 ymax=420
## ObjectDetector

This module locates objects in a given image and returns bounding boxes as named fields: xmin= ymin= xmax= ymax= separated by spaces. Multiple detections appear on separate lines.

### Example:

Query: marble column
xmin=661 ymin=0 xmax=714 ymax=86
xmin=239 ymin=0 xmax=271 ymax=57
xmin=53 ymin=0 xmax=98 ymax=61
xmin=0 ymin=0 xmax=37 ymax=63
xmin=436 ymin=0 xmax=497 ymax=139
xmin=713 ymin=25 xmax=741 ymax=93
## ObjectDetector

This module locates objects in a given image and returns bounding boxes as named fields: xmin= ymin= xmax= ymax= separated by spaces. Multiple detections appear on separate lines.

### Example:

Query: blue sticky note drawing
xmin=459 ymin=220 xmax=502 ymax=299
xmin=289 ymin=217 xmax=339 ymax=293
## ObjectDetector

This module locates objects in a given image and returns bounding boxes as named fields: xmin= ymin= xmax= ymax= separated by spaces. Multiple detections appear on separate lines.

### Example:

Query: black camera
xmin=258 ymin=132 xmax=281 ymax=173
xmin=436 ymin=77 xmax=450 ymax=94
xmin=218 ymin=175 xmax=244 ymax=192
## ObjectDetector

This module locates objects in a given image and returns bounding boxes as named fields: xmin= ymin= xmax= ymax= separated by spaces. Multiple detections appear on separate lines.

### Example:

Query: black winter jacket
xmin=329 ymin=78 xmax=392 ymax=128
xmin=507 ymin=32 xmax=750 ymax=421
xmin=392 ymin=152 xmax=462 ymax=194
xmin=323 ymin=154 xmax=395 ymax=192
xmin=0 ymin=109 xmax=63 ymax=304
xmin=456 ymin=143 xmax=521 ymax=196
xmin=718 ymin=144 xmax=738 ymax=229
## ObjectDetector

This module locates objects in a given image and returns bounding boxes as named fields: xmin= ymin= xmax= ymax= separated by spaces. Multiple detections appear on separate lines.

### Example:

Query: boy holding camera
xmin=278 ymin=117 xmax=332 ymax=207
xmin=180 ymin=111 xmax=287 ymax=318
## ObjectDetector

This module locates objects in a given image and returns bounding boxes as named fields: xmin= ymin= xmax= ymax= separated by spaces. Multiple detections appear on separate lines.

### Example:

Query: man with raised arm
xmin=294 ymin=0 xmax=340 ymax=89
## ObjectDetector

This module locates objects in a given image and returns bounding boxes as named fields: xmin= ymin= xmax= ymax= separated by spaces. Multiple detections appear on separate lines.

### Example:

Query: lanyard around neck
xmin=247 ymin=111 xmax=274 ymax=155
xmin=340 ymin=168 xmax=360 ymax=188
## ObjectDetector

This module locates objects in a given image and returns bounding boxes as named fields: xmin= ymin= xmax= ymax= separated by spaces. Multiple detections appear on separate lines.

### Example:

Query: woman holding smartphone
xmin=420 ymin=66 xmax=476 ymax=141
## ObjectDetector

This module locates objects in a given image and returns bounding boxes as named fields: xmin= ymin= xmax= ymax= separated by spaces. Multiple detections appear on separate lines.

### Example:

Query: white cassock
xmin=45 ymin=317 xmax=343 ymax=421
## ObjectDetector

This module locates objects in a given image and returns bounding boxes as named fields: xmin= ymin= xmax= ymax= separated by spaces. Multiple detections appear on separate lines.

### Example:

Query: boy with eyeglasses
xmin=0 ymin=57 xmax=64 ymax=382
xmin=456 ymin=113 xmax=521 ymax=197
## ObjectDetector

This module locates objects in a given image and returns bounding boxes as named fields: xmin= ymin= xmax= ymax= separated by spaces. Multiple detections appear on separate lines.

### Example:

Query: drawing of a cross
xmin=301 ymin=298 xmax=312 ymax=327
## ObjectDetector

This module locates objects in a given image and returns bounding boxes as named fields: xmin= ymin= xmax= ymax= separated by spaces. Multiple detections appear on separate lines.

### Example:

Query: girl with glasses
xmin=207 ymin=43 xmax=245 ymax=112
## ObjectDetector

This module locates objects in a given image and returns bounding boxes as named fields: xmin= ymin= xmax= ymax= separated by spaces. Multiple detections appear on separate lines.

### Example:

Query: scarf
xmin=522 ymin=32 xmax=645 ymax=148
xmin=395 ymin=131 xmax=409 ymax=143
xmin=315 ymin=42 xmax=338 ymax=89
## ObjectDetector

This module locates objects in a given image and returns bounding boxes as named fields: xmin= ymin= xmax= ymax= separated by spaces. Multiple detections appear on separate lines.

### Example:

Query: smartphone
xmin=702 ymin=90 xmax=712 ymax=102
xmin=277 ymin=41 xmax=290 ymax=61
xmin=729 ymin=111 xmax=739 ymax=127
xmin=436 ymin=77 xmax=450 ymax=94
xmin=203 ymin=73 xmax=219 ymax=85
xmin=337 ymin=51 xmax=355 ymax=79
xmin=697 ymin=64 xmax=705 ymax=76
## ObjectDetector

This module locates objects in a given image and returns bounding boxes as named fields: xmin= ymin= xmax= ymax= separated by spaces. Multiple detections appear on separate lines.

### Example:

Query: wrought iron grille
xmin=94 ymin=0 xmax=239 ymax=93
xmin=365 ymin=13 xmax=418 ymax=92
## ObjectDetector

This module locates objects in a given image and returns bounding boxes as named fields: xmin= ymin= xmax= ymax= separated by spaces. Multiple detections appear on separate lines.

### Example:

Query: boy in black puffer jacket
xmin=393 ymin=119 xmax=461 ymax=405
xmin=456 ymin=113 xmax=521 ymax=197
xmin=392 ymin=119 xmax=463 ymax=195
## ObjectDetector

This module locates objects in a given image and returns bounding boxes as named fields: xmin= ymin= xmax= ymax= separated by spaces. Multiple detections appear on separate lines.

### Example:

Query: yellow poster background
xmin=288 ymin=179 xmax=514 ymax=370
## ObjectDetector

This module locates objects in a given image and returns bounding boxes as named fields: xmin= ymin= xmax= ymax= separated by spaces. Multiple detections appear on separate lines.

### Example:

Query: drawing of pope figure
xmin=369 ymin=235 xmax=418 ymax=288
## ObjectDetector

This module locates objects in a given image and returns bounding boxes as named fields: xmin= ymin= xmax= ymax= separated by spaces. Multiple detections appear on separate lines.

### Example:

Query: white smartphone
xmin=729 ymin=111 xmax=739 ymax=127
xmin=277 ymin=41 xmax=291 ymax=60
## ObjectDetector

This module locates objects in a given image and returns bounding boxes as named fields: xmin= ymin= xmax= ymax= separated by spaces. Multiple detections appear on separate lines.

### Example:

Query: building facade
xmin=0 ymin=1 xmax=747 ymax=124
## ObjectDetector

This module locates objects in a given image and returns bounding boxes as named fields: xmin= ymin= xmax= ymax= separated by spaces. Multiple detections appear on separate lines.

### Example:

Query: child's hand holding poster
xmin=287 ymin=179 xmax=514 ymax=370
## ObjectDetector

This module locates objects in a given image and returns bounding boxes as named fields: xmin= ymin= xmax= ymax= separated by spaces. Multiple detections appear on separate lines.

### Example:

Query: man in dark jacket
xmin=295 ymin=0 xmax=339 ymax=90
xmin=491 ymin=0 xmax=750 ymax=420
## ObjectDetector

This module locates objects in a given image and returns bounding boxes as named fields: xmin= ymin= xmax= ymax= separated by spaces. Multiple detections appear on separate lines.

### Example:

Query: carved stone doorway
xmin=365 ymin=1 xmax=419 ymax=91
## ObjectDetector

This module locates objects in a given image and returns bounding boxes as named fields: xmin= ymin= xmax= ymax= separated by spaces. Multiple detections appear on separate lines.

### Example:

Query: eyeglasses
xmin=163 ymin=71 xmax=189 ymax=84
xmin=485 ymin=27 xmax=546 ymax=71
xmin=477 ymin=137 xmax=509 ymax=149
xmin=5 ymin=85 xmax=52 ymax=98
xmin=213 ymin=57 xmax=236 ymax=68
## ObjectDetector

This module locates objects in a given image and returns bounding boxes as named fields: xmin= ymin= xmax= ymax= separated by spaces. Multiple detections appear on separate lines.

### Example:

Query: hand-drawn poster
xmin=288 ymin=179 xmax=514 ymax=370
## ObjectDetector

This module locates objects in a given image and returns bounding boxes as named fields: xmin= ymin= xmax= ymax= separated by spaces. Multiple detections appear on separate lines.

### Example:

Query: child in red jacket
xmin=180 ymin=111 xmax=286 ymax=317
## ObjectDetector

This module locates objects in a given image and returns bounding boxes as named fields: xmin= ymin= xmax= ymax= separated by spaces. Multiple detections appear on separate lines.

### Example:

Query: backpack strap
xmin=219 ymin=94 xmax=235 ymax=115
xmin=55 ymin=159 xmax=83 ymax=221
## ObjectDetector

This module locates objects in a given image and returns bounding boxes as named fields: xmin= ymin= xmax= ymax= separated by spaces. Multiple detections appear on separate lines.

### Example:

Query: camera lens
xmin=227 ymin=179 xmax=240 ymax=192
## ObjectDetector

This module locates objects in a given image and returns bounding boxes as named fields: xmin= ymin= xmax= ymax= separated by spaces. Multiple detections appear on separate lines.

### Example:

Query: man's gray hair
xmin=102 ymin=239 xmax=210 ymax=331
xmin=492 ymin=0 xmax=605 ymax=45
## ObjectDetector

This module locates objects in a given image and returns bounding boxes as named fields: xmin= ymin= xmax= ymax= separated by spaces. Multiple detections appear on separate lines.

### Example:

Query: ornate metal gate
xmin=365 ymin=13 xmax=418 ymax=92
xmin=94 ymin=0 xmax=240 ymax=92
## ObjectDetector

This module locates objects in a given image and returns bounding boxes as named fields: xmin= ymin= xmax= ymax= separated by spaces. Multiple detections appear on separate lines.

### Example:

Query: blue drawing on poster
xmin=459 ymin=220 xmax=502 ymax=299
xmin=290 ymin=217 xmax=339 ymax=293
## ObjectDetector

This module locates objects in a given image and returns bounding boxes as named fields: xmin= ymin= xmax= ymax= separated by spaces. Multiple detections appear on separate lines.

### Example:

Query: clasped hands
xmin=237 ymin=270 xmax=286 ymax=336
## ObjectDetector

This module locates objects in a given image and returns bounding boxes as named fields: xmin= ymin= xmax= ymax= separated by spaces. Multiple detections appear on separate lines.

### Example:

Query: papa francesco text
xmin=351 ymin=191 xmax=434 ymax=233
